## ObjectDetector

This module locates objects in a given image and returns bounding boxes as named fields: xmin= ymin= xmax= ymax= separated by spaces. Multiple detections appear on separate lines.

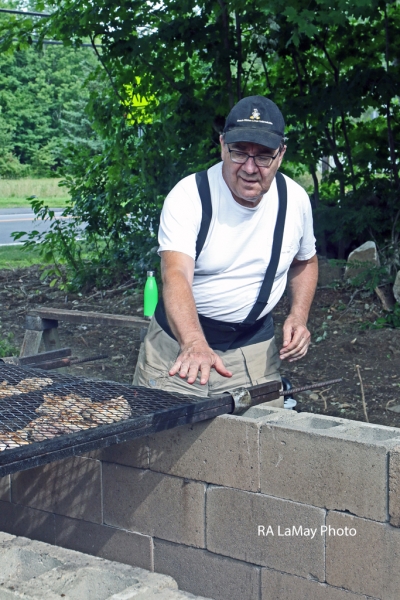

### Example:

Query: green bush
xmin=370 ymin=303 xmax=400 ymax=329
xmin=0 ymin=333 xmax=18 ymax=358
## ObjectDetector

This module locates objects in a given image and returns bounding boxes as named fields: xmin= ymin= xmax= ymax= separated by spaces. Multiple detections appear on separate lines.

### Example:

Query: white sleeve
xmin=294 ymin=190 xmax=317 ymax=261
xmin=158 ymin=174 xmax=202 ymax=260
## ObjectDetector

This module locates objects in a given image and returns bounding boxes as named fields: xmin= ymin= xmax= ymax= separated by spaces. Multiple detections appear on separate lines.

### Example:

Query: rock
xmin=393 ymin=271 xmax=400 ymax=304
xmin=345 ymin=241 xmax=379 ymax=281
xmin=375 ymin=284 xmax=395 ymax=311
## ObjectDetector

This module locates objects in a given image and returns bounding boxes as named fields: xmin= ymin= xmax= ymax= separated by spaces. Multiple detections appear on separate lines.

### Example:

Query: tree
xmin=2 ymin=0 xmax=399 ymax=286
xmin=0 ymin=40 xmax=100 ymax=176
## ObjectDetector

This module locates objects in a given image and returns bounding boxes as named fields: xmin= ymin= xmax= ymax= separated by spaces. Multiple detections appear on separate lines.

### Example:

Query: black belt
xmin=154 ymin=297 xmax=274 ymax=351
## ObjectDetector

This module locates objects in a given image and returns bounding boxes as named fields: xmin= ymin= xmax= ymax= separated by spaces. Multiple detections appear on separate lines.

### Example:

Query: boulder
xmin=394 ymin=271 xmax=400 ymax=304
xmin=345 ymin=241 xmax=380 ymax=281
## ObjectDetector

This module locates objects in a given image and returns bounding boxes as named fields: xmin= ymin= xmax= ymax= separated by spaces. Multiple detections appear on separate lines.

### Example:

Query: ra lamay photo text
xmin=258 ymin=525 xmax=357 ymax=539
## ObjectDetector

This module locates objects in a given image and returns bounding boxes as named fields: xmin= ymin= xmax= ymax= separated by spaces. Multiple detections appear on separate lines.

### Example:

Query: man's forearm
xmin=279 ymin=254 xmax=318 ymax=361
xmin=286 ymin=254 xmax=318 ymax=323
xmin=160 ymin=251 xmax=231 ymax=384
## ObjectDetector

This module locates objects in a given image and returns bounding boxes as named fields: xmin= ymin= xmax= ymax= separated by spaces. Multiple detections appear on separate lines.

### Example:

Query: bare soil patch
xmin=1 ymin=265 xmax=400 ymax=428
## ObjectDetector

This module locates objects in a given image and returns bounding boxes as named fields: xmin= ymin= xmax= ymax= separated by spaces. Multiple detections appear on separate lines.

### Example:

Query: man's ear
xmin=277 ymin=144 xmax=287 ymax=168
xmin=220 ymin=135 xmax=226 ymax=160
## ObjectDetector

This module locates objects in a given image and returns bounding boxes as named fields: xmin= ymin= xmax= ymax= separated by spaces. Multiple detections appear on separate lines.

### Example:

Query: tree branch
xmin=384 ymin=2 xmax=399 ymax=188
xmin=260 ymin=55 xmax=272 ymax=92
xmin=310 ymin=166 xmax=319 ymax=209
xmin=316 ymin=38 xmax=339 ymax=84
xmin=292 ymin=50 xmax=305 ymax=95
xmin=235 ymin=11 xmax=242 ymax=101
xmin=242 ymin=53 xmax=258 ymax=96
xmin=218 ymin=0 xmax=234 ymax=107
xmin=89 ymin=34 xmax=124 ymax=104
xmin=340 ymin=112 xmax=356 ymax=192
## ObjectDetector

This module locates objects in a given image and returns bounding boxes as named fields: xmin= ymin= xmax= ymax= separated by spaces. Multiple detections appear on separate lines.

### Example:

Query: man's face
xmin=220 ymin=136 xmax=286 ymax=207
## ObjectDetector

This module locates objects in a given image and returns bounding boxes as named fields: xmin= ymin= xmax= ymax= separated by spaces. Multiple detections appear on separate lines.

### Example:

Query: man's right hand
xmin=169 ymin=339 xmax=232 ymax=385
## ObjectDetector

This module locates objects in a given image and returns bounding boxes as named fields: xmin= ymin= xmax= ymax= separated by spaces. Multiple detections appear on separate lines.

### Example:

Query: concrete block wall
xmin=1 ymin=406 xmax=400 ymax=599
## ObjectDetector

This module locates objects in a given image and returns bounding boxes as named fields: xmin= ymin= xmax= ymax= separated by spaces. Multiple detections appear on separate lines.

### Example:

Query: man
xmin=133 ymin=95 xmax=318 ymax=405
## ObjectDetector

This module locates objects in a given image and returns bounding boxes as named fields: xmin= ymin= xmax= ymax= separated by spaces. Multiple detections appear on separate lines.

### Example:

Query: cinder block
xmin=259 ymin=415 xmax=398 ymax=521
xmin=54 ymin=515 xmax=153 ymax=571
xmin=154 ymin=538 xmax=260 ymax=600
xmin=326 ymin=511 xmax=400 ymax=598
xmin=0 ymin=500 xmax=55 ymax=544
xmin=25 ymin=315 xmax=58 ymax=331
xmin=11 ymin=456 xmax=102 ymax=523
xmin=207 ymin=486 xmax=325 ymax=580
xmin=148 ymin=415 xmax=260 ymax=491
xmin=103 ymin=464 xmax=205 ymax=547
xmin=0 ymin=475 xmax=10 ymax=502
xmin=85 ymin=437 xmax=149 ymax=468
xmin=389 ymin=445 xmax=400 ymax=527
xmin=0 ymin=532 xmax=15 ymax=544
xmin=261 ymin=568 xmax=377 ymax=599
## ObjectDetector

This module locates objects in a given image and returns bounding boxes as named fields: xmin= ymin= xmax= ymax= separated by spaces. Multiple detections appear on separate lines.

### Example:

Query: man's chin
xmin=239 ymin=188 xmax=263 ymax=203
xmin=241 ymin=195 xmax=261 ymax=204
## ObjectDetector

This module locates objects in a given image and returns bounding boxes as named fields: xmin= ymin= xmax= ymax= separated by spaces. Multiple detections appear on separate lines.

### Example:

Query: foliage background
xmin=0 ymin=0 xmax=398 ymax=289
xmin=0 ymin=41 xmax=100 ymax=177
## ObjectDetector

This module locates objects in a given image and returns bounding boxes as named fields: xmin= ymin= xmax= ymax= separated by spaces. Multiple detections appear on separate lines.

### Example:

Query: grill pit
xmin=0 ymin=364 xmax=234 ymax=476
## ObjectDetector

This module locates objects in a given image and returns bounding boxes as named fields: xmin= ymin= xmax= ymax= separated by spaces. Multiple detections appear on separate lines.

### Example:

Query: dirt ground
xmin=1 ymin=264 xmax=400 ymax=428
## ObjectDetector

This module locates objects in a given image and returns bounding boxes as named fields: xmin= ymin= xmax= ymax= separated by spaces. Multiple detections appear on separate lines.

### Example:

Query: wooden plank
xmin=19 ymin=348 xmax=71 ymax=366
xmin=20 ymin=330 xmax=43 ymax=357
xmin=25 ymin=315 xmax=58 ymax=331
xmin=29 ymin=308 xmax=149 ymax=328
xmin=1 ymin=356 xmax=19 ymax=365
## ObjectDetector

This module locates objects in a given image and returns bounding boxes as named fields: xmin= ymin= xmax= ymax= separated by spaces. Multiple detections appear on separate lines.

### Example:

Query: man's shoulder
xmin=166 ymin=162 xmax=223 ymax=205
xmin=170 ymin=171 xmax=197 ymax=194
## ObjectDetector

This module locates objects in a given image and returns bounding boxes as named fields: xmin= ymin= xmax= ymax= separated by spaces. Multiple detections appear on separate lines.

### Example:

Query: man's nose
xmin=242 ymin=156 xmax=258 ymax=174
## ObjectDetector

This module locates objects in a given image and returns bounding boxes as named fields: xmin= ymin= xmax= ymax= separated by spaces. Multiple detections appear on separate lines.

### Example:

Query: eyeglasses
xmin=227 ymin=146 xmax=281 ymax=168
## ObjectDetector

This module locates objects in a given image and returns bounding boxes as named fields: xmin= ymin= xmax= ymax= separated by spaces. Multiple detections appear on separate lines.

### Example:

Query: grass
xmin=0 ymin=245 xmax=44 ymax=269
xmin=0 ymin=178 xmax=70 ymax=209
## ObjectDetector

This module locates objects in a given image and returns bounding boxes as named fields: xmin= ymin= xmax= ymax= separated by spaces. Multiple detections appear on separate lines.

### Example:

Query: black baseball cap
xmin=223 ymin=96 xmax=285 ymax=149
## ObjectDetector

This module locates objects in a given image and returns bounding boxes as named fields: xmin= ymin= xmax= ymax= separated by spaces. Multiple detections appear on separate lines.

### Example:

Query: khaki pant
xmin=133 ymin=318 xmax=283 ymax=407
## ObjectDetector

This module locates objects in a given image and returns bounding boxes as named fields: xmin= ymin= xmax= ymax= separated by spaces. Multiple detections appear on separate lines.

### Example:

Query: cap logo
xmin=249 ymin=108 xmax=261 ymax=120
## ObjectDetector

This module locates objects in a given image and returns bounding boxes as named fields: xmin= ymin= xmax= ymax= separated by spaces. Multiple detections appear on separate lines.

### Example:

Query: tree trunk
xmin=235 ymin=12 xmax=242 ymax=101
xmin=217 ymin=0 xmax=234 ymax=108
xmin=384 ymin=2 xmax=399 ymax=188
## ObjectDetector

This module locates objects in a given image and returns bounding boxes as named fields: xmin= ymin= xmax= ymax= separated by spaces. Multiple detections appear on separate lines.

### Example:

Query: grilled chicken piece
xmin=0 ymin=430 xmax=30 ymax=451
xmin=1 ymin=390 xmax=132 ymax=450
xmin=16 ymin=377 xmax=53 ymax=392
xmin=0 ymin=377 xmax=53 ymax=398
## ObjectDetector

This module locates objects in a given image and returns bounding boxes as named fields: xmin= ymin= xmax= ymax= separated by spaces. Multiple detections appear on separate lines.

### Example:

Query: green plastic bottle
xmin=144 ymin=270 xmax=158 ymax=318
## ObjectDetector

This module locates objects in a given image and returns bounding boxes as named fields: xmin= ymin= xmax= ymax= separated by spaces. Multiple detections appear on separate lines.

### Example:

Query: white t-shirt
xmin=158 ymin=162 xmax=316 ymax=323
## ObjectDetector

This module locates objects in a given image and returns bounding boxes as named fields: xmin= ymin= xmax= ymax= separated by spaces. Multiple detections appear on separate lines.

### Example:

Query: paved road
xmin=0 ymin=208 xmax=74 ymax=245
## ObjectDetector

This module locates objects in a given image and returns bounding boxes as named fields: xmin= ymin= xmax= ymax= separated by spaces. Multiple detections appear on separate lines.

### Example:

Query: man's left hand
xmin=280 ymin=315 xmax=311 ymax=362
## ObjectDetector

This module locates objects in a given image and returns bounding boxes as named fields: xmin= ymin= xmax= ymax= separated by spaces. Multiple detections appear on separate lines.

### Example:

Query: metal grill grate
xmin=0 ymin=364 xmax=233 ymax=476
xmin=0 ymin=363 xmax=86 ymax=387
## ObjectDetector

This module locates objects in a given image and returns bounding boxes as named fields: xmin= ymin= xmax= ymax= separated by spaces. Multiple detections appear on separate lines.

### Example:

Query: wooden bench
xmin=20 ymin=308 xmax=149 ymax=357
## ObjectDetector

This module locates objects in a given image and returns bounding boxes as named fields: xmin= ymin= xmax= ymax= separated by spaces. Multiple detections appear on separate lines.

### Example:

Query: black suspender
xmin=195 ymin=171 xmax=213 ymax=261
xmin=195 ymin=169 xmax=287 ymax=325
xmin=243 ymin=171 xmax=287 ymax=324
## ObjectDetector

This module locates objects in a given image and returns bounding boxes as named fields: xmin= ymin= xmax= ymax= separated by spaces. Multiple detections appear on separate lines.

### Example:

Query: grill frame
xmin=0 ymin=364 xmax=233 ymax=476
